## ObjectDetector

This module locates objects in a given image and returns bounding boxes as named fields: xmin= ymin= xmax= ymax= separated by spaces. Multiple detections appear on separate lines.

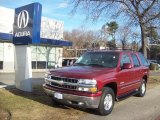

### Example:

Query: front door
xmin=117 ymin=53 xmax=134 ymax=95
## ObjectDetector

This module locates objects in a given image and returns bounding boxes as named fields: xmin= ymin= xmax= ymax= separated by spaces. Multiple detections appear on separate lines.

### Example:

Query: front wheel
xmin=137 ymin=79 xmax=146 ymax=97
xmin=97 ymin=87 xmax=115 ymax=116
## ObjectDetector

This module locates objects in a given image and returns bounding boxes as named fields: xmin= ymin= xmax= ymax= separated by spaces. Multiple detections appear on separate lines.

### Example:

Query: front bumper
xmin=43 ymin=84 xmax=101 ymax=108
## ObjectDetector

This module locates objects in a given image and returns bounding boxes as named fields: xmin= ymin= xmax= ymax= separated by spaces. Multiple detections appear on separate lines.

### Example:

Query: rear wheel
xmin=97 ymin=87 xmax=115 ymax=116
xmin=137 ymin=79 xmax=146 ymax=97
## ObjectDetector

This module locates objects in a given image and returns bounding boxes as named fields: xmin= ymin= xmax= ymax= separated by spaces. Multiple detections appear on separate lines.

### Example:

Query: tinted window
xmin=131 ymin=54 xmax=140 ymax=67
xmin=0 ymin=61 xmax=3 ymax=69
xmin=37 ymin=61 xmax=46 ymax=69
xmin=75 ymin=52 xmax=119 ymax=68
xmin=32 ymin=61 xmax=36 ymax=69
xmin=120 ymin=54 xmax=131 ymax=67
xmin=138 ymin=53 xmax=149 ymax=66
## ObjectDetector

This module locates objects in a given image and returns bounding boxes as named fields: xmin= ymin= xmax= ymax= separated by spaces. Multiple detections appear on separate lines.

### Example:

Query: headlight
xmin=78 ymin=79 xmax=97 ymax=85
xmin=78 ymin=79 xmax=97 ymax=93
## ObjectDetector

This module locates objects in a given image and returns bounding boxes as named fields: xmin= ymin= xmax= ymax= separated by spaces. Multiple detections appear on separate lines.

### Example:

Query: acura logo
xmin=17 ymin=10 xmax=29 ymax=28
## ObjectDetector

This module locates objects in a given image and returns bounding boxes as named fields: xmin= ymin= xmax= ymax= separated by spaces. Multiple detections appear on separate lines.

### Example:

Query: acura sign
xmin=13 ymin=3 xmax=42 ymax=45
xmin=17 ymin=10 xmax=29 ymax=28
xmin=15 ymin=10 xmax=30 ymax=37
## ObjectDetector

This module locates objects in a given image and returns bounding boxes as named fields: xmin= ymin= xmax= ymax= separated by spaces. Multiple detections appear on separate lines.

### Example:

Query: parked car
xmin=43 ymin=50 xmax=149 ymax=115
xmin=149 ymin=60 xmax=160 ymax=69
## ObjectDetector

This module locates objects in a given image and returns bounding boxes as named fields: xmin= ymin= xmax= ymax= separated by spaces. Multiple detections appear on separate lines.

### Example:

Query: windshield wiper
xmin=74 ymin=63 xmax=86 ymax=66
xmin=87 ymin=63 xmax=105 ymax=67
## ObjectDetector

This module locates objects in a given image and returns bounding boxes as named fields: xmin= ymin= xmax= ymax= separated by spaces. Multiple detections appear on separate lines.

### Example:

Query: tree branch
xmin=142 ymin=0 xmax=156 ymax=16
xmin=145 ymin=11 xmax=160 ymax=23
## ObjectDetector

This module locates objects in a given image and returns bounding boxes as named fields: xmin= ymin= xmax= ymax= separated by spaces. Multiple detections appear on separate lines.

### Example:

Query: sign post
xmin=13 ymin=3 xmax=42 ymax=92
xmin=14 ymin=45 xmax=32 ymax=92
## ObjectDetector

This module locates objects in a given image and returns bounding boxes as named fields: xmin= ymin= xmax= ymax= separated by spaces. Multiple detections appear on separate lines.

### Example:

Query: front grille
xmin=49 ymin=76 xmax=78 ymax=90
xmin=51 ymin=76 xmax=78 ymax=83
xmin=51 ymin=82 xmax=77 ymax=90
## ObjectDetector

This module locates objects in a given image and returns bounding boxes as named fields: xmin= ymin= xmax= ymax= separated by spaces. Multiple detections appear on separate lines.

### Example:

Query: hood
xmin=49 ymin=65 xmax=116 ymax=79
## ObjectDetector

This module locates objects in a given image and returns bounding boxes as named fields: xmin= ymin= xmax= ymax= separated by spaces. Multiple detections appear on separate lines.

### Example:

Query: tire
xmin=97 ymin=87 xmax=115 ymax=116
xmin=137 ymin=79 xmax=146 ymax=97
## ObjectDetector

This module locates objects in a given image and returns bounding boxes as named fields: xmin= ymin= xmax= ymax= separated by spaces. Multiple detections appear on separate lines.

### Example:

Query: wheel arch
xmin=104 ymin=82 xmax=117 ymax=97
xmin=143 ymin=75 xmax=148 ymax=83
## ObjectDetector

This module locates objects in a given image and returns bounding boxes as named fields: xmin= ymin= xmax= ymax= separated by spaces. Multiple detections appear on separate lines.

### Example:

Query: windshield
xmin=75 ymin=52 xmax=119 ymax=68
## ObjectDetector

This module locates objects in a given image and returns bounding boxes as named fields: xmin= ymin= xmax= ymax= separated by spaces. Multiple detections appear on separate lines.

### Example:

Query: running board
xmin=116 ymin=89 xmax=139 ymax=101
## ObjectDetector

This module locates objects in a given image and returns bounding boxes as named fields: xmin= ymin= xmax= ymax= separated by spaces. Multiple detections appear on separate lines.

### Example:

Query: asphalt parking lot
xmin=80 ymin=85 xmax=160 ymax=120
xmin=0 ymin=72 xmax=45 ymax=86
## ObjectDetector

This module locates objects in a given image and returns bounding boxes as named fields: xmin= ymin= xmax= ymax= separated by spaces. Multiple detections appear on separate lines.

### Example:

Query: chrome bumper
xmin=43 ymin=84 xmax=101 ymax=108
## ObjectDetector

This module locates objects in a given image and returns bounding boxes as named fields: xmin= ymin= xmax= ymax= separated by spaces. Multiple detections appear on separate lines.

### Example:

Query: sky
xmin=0 ymin=0 xmax=108 ymax=31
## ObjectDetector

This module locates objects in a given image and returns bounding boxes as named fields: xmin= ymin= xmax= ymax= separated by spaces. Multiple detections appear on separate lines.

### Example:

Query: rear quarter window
xmin=138 ymin=53 xmax=149 ymax=67
xmin=131 ymin=54 xmax=140 ymax=67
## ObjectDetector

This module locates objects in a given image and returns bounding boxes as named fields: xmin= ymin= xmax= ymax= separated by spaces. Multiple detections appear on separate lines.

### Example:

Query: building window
xmin=31 ymin=46 xmax=57 ymax=69
xmin=0 ymin=61 xmax=3 ymax=69
xmin=0 ymin=43 xmax=3 ymax=69
xmin=37 ymin=61 xmax=46 ymax=69
xmin=47 ymin=61 xmax=56 ymax=69
xmin=32 ymin=61 xmax=37 ymax=69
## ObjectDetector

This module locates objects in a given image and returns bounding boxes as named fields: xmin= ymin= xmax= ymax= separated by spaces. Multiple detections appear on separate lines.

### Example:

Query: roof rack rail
xmin=85 ymin=47 xmax=135 ymax=52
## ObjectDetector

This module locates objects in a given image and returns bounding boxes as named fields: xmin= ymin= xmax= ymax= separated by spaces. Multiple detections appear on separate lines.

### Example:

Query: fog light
xmin=78 ymin=87 xmax=97 ymax=93
xmin=89 ymin=87 xmax=97 ymax=93
xmin=78 ymin=102 xmax=84 ymax=106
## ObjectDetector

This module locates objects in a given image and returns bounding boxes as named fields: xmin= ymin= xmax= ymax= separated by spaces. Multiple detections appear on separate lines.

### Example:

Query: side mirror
xmin=122 ymin=63 xmax=132 ymax=69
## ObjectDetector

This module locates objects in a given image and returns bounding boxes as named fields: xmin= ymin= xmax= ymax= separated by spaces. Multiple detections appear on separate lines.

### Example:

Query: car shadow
xmin=4 ymin=78 xmax=99 ymax=115
xmin=0 ymin=82 xmax=8 ymax=88
xmin=0 ymin=82 xmax=6 ymax=85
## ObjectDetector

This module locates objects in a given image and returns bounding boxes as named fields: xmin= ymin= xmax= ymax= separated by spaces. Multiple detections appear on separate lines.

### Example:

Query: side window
xmin=138 ymin=53 xmax=149 ymax=66
xmin=131 ymin=54 xmax=140 ymax=67
xmin=120 ymin=54 xmax=131 ymax=67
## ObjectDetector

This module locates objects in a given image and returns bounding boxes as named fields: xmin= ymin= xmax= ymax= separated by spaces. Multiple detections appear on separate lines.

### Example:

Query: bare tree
xmin=63 ymin=28 xmax=102 ymax=57
xmin=71 ymin=0 xmax=160 ymax=57
xmin=117 ymin=26 xmax=131 ymax=50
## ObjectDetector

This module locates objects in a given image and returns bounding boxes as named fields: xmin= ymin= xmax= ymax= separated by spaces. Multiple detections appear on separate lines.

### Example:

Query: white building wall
xmin=0 ymin=43 xmax=3 ymax=61
xmin=2 ymin=43 xmax=15 ymax=72
xmin=41 ymin=17 xmax=64 ymax=40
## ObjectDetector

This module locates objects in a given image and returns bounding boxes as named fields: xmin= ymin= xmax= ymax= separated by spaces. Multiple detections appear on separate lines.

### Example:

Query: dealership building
xmin=0 ymin=6 xmax=71 ymax=73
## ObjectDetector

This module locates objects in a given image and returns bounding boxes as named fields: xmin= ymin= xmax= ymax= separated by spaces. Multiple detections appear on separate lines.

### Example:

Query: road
xmin=81 ymin=85 xmax=160 ymax=120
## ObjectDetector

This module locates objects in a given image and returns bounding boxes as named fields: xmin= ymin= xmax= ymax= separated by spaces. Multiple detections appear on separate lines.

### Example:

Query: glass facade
xmin=31 ymin=46 xmax=58 ymax=69
xmin=0 ymin=43 xmax=63 ymax=71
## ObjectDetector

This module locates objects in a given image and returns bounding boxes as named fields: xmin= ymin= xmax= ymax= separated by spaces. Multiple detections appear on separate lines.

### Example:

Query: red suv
xmin=43 ymin=50 xmax=149 ymax=115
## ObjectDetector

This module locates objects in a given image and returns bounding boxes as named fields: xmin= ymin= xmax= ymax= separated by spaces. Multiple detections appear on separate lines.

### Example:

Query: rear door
xmin=130 ymin=53 xmax=142 ymax=90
